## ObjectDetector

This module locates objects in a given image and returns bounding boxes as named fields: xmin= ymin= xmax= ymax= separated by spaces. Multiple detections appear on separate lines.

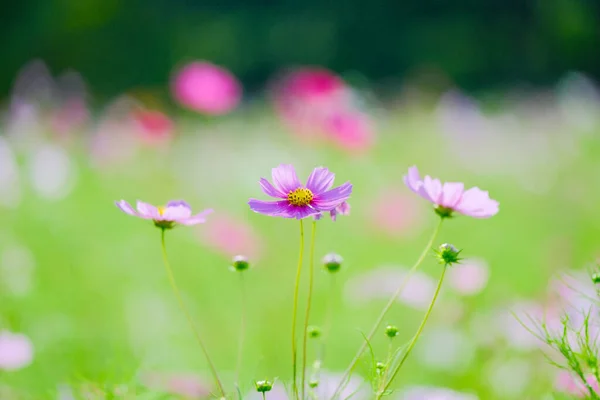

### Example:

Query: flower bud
xmin=255 ymin=380 xmax=273 ymax=393
xmin=435 ymin=243 xmax=461 ymax=266
xmin=323 ymin=253 xmax=343 ymax=273
xmin=384 ymin=325 xmax=399 ymax=338
xmin=592 ymin=273 xmax=600 ymax=285
xmin=307 ymin=326 xmax=321 ymax=339
xmin=376 ymin=362 xmax=386 ymax=374
xmin=309 ymin=380 xmax=319 ymax=388
xmin=231 ymin=255 xmax=250 ymax=272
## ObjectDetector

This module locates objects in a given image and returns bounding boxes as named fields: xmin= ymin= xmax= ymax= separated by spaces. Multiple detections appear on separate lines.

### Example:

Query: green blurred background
xmin=1 ymin=1 xmax=600 ymax=399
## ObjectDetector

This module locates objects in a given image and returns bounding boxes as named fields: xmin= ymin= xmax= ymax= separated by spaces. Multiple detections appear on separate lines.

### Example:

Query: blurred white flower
xmin=345 ymin=265 xmax=437 ymax=310
xmin=0 ymin=331 xmax=34 ymax=371
xmin=485 ymin=358 xmax=531 ymax=397
xmin=416 ymin=327 xmax=475 ymax=372
xmin=28 ymin=144 xmax=77 ymax=200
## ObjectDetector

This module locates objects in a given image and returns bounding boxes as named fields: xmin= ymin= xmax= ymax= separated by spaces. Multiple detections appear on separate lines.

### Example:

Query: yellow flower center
xmin=287 ymin=187 xmax=314 ymax=206
xmin=157 ymin=206 xmax=166 ymax=216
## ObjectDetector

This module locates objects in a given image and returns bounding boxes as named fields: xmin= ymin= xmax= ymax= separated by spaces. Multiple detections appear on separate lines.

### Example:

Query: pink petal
xmin=403 ymin=166 xmax=433 ymax=202
xmin=312 ymin=182 xmax=352 ymax=210
xmin=305 ymin=167 xmax=335 ymax=195
xmin=115 ymin=200 xmax=137 ymax=216
xmin=136 ymin=201 xmax=160 ymax=219
xmin=271 ymin=164 xmax=301 ymax=194
xmin=440 ymin=182 xmax=464 ymax=209
xmin=455 ymin=187 xmax=499 ymax=218
xmin=248 ymin=199 xmax=291 ymax=217
xmin=282 ymin=204 xmax=321 ymax=219
xmin=423 ymin=176 xmax=443 ymax=204
xmin=259 ymin=178 xmax=286 ymax=198
xmin=178 ymin=209 xmax=213 ymax=225
xmin=162 ymin=203 xmax=193 ymax=220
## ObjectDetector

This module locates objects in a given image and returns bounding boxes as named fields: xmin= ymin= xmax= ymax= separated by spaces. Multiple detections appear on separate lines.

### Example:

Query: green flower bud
xmin=323 ymin=253 xmax=343 ymax=273
xmin=375 ymin=362 xmax=386 ymax=374
xmin=384 ymin=325 xmax=399 ymax=338
xmin=592 ymin=273 xmax=600 ymax=285
xmin=435 ymin=243 xmax=462 ymax=266
xmin=434 ymin=205 xmax=454 ymax=219
xmin=308 ymin=380 xmax=319 ymax=388
xmin=307 ymin=326 xmax=321 ymax=339
xmin=255 ymin=380 xmax=273 ymax=393
xmin=231 ymin=255 xmax=250 ymax=272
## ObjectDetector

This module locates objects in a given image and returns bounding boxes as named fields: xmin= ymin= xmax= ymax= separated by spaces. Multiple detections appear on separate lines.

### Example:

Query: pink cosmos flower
xmin=171 ymin=61 xmax=241 ymax=115
xmin=248 ymin=164 xmax=352 ymax=219
xmin=116 ymin=200 xmax=212 ymax=229
xmin=0 ymin=331 xmax=34 ymax=371
xmin=404 ymin=166 xmax=499 ymax=218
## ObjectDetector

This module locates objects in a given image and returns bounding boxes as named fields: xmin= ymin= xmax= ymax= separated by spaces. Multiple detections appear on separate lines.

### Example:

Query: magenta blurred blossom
xmin=322 ymin=110 xmax=375 ymax=153
xmin=132 ymin=109 xmax=175 ymax=144
xmin=447 ymin=258 xmax=490 ymax=296
xmin=0 ymin=331 xmax=33 ymax=371
xmin=368 ymin=188 xmax=423 ymax=237
xmin=404 ymin=166 xmax=499 ymax=218
xmin=116 ymin=200 xmax=212 ymax=228
xmin=555 ymin=370 xmax=600 ymax=397
xmin=198 ymin=213 xmax=263 ymax=260
xmin=248 ymin=164 xmax=352 ymax=219
xmin=172 ymin=61 xmax=241 ymax=115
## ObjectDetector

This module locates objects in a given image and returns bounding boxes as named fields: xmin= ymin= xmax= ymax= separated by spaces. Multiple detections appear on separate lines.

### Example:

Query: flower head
xmin=323 ymin=253 xmax=343 ymax=273
xmin=231 ymin=255 xmax=250 ymax=272
xmin=435 ymin=243 xmax=462 ymax=266
xmin=404 ymin=166 xmax=499 ymax=218
xmin=248 ymin=164 xmax=352 ymax=219
xmin=115 ymin=200 xmax=212 ymax=229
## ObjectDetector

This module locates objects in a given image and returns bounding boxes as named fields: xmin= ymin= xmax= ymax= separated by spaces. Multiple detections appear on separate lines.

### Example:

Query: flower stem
xmin=291 ymin=220 xmax=305 ymax=400
xmin=235 ymin=272 xmax=247 ymax=386
xmin=301 ymin=221 xmax=317 ymax=400
xmin=330 ymin=218 xmax=443 ymax=400
xmin=262 ymin=393 xmax=267 ymax=400
xmin=377 ymin=264 xmax=448 ymax=398
xmin=159 ymin=229 xmax=225 ymax=397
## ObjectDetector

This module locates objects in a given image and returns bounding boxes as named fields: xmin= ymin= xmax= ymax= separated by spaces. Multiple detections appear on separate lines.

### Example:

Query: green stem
xmin=377 ymin=265 xmax=448 ymax=398
xmin=301 ymin=221 xmax=317 ymax=400
xmin=330 ymin=218 xmax=443 ymax=400
xmin=235 ymin=272 xmax=247 ymax=386
xmin=378 ymin=340 xmax=393 ymax=392
xmin=262 ymin=392 xmax=267 ymax=400
xmin=291 ymin=220 xmax=305 ymax=400
xmin=159 ymin=229 xmax=226 ymax=397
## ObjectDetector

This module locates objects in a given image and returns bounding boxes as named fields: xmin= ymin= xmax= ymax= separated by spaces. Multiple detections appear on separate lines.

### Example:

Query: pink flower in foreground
xmin=555 ymin=371 xmax=600 ymax=397
xmin=404 ymin=166 xmax=499 ymax=218
xmin=0 ymin=331 xmax=34 ymax=371
xmin=116 ymin=200 xmax=212 ymax=229
xmin=248 ymin=164 xmax=352 ymax=219
xmin=171 ymin=61 xmax=241 ymax=115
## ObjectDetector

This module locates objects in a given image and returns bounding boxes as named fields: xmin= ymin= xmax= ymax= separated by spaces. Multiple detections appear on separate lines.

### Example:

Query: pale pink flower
xmin=400 ymin=386 xmax=478 ymax=400
xmin=404 ymin=166 xmax=499 ymax=218
xmin=198 ymin=213 xmax=263 ymax=260
xmin=368 ymin=188 xmax=423 ymax=237
xmin=322 ymin=110 xmax=375 ymax=153
xmin=142 ymin=372 xmax=212 ymax=399
xmin=0 ymin=331 xmax=34 ymax=371
xmin=555 ymin=370 xmax=600 ymax=397
xmin=171 ymin=61 xmax=241 ymax=115
xmin=447 ymin=258 xmax=490 ymax=296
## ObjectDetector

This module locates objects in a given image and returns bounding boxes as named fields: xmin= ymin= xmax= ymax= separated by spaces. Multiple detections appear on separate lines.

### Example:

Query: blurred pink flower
xmin=132 ymin=109 xmax=175 ymax=144
xmin=345 ymin=265 xmax=437 ymax=310
xmin=400 ymin=386 xmax=478 ymax=400
xmin=198 ymin=213 xmax=263 ymax=260
xmin=447 ymin=258 xmax=490 ymax=296
xmin=171 ymin=61 xmax=241 ymax=115
xmin=322 ymin=110 xmax=375 ymax=153
xmin=555 ymin=370 xmax=600 ymax=397
xmin=496 ymin=301 xmax=562 ymax=351
xmin=142 ymin=372 xmax=212 ymax=399
xmin=404 ymin=166 xmax=499 ymax=218
xmin=368 ymin=188 xmax=423 ymax=237
xmin=0 ymin=331 xmax=34 ymax=371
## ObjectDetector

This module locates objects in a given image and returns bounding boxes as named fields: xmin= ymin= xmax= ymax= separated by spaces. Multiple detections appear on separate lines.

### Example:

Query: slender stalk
xmin=235 ymin=272 xmax=247 ymax=386
xmin=377 ymin=265 xmax=448 ymax=398
xmin=159 ymin=229 xmax=225 ymax=397
xmin=330 ymin=218 xmax=443 ymax=400
xmin=291 ymin=220 xmax=305 ymax=400
xmin=301 ymin=221 xmax=317 ymax=400
xmin=378 ymin=340 xmax=393 ymax=392
xmin=262 ymin=393 xmax=266 ymax=400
